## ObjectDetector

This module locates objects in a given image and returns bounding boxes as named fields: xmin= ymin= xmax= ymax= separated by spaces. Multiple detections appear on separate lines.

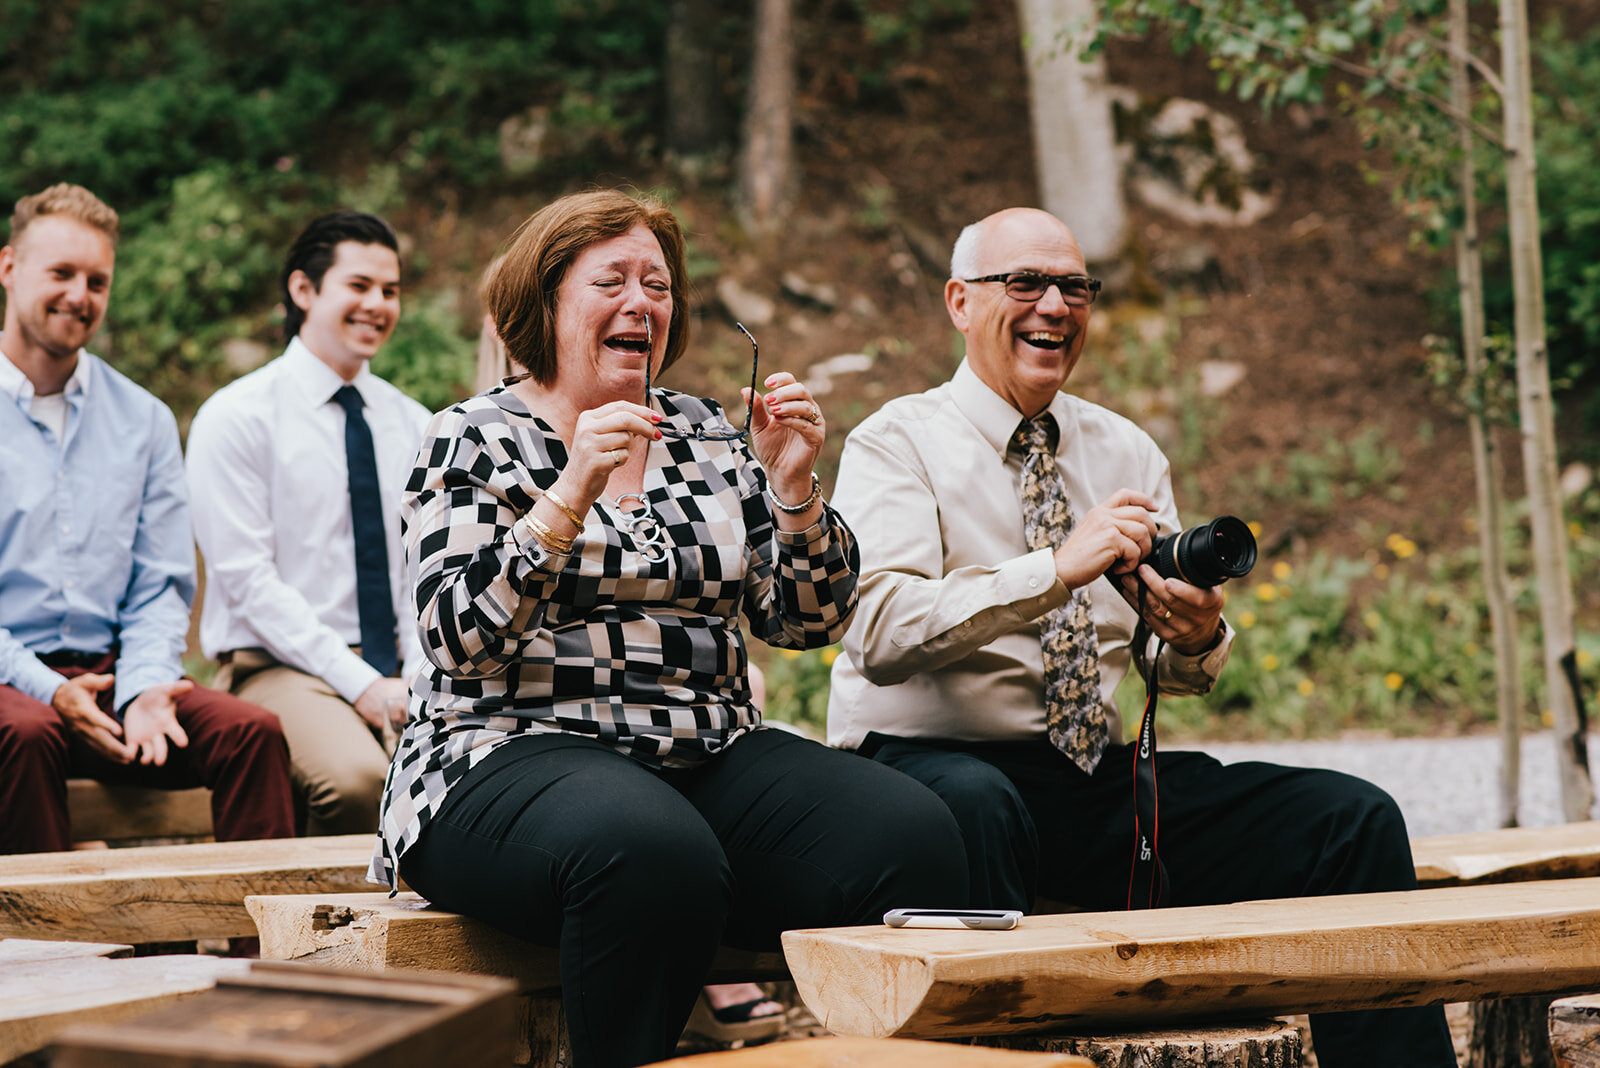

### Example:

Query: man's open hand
xmin=122 ymin=681 xmax=194 ymax=765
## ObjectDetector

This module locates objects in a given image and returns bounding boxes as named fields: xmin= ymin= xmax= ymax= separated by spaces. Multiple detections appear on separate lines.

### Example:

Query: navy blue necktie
xmin=334 ymin=385 xmax=398 ymax=677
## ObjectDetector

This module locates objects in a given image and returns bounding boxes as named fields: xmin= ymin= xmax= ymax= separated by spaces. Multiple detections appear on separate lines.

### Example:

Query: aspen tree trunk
xmin=736 ymin=0 xmax=795 ymax=234
xmin=1016 ymin=0 xmax=1126 ymax=262
xmin=1498 ymin=0 xmax=1593 ymax=821
xmin=1451 ymin=0 xmax=1521 ymax=830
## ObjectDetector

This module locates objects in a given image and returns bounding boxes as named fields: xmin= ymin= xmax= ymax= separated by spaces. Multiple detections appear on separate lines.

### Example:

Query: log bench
xmin=1410 ymin=821 xmax=1600 ymax=887
xmin=0 ymin=937 xmax=247 ymax=1063
xmin=0 ymin=834 xmax=379 ymax=944
xmin=779 ymin=877 xmax=1600 ymax=1041
xmin=1551 ymin=992 xmax=1600 ymax=1068
xmin=662 ymin=1036 xmax=1092 ymax=1066
xmin=66 ymin=778 xmax=213 ymax=845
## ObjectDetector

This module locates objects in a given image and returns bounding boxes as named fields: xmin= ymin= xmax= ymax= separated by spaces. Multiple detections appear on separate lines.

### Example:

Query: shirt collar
xmin=285 ymin=336 xmax=375 ymax=408
xmin=949 ymin=357 xmax=1073 ymax=460
xmin=0 ymin=345 xmax=91 ymax=408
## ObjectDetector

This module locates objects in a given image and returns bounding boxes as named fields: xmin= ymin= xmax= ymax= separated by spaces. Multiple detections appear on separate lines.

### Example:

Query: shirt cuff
xmin=13 ymin=655 xmax=70 ymax=707
xmin=1015 ymin=548 xmax=1072 ymax=621
xmin=327 ymin=653 xmax=383 ymax=705
xmin=1160 ymin=618 xmax=1234 ymax=692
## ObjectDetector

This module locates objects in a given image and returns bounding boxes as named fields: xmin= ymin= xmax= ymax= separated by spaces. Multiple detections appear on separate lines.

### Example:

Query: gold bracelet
xmin=523 ymin=513 xmax=574 ymax=553
xmin=542 ymin=488 xmax=585 ymax=532
xmin=768 ymin=472 xmax=822 ymax=515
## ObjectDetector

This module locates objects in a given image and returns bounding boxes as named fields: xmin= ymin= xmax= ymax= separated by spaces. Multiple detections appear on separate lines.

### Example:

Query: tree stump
xmin=968 ymin=1020 xmax=1302 ymax=1067
xmin=1468 ymin=997 xmax=1557 ymax=1068
xmin=1548 ymin=994 xmax=1600 ymax=1068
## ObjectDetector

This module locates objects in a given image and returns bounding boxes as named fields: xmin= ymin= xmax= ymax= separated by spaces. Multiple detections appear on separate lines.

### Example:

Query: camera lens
xmin=1149 ymin=516 xmax=1257 ymax=588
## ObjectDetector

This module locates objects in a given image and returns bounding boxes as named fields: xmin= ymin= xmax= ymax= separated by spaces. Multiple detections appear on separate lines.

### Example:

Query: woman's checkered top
xmin=369 ymin=384 xmax=859 ymax=888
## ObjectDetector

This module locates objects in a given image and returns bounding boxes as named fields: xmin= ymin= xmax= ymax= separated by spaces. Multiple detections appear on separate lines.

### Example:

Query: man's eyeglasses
xmin=644 ymin=317 xmax=760 ymax=441
xmin=963 ymin=272 xmax=1102 ymax=306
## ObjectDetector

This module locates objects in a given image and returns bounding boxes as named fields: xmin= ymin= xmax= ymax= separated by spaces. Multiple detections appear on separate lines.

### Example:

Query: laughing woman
xmin=369 ymin=190 xmax=966 ymax=1068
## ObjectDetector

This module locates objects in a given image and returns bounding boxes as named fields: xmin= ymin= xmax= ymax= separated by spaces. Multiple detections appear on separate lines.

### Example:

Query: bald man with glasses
xmin=826 ymin=207 xmax=1455 ymax=1068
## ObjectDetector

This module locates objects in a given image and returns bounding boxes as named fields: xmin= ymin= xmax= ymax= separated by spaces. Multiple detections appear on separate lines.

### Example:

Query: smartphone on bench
xmin=883 ymin=908 xmax=1022 ymax=930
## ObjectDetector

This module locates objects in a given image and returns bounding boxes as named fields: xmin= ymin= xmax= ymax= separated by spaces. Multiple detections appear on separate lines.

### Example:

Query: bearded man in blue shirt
xmin=0 ymin=183 xmax=295 ymax=853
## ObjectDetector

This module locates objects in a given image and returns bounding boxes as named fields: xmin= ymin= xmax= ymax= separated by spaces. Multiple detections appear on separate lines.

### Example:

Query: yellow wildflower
xmin=1261 ymin=654 xmax=1280 ymax=671
xmin=778 ymin=649 xmax=802 ymax=660
xmin=1373 ymin=563 xmax=1390 ymax=580
xmin=1390 ymin=537 xmax=1417 ymax=559
xmin=1363 ymin=610 xmax=1382 ymax=630
xmin=1384 ymin=672 xmax=1403 ymax=691
xmin=1296 ymin=678 xmax=1315 ymax=696
xmin=1570 ymin=521 xmax=1584 ymax=540
xmin=1247 ymin=521 xmax=1263 ymax=538
xmin=1271 ymin=561 xmax=1292 ymax=580
xmin=1463 ymin=641 xmax=1480 ymax=658
xmin=1238 ymin=610 xmax=1257 ymax=629
xmin=1255 ymin=583 xmax=1278 ymax=603
xmin=1578 ymin=649 xmax=1593 ymax=668
xmin=821 ymin=647 xmax=840 ymax=666
xmin=1425 ymin=590 xmax=1443 ymax=606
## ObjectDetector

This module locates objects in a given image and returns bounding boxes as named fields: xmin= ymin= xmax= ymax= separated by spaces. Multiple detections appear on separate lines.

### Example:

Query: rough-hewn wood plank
xmin=0 ymin=835 xmax=380 ymax=943
xmin=247 ymin=892 xmax=789 ymax=995
xmin=1550 ymin=993 xmax=1600 ymax=1068
xmin=781 ymin=879 xmax=1600 ymax=1039
xmin=1414 ymin=823 xmax=1600 ymax=887
xmin=0 ymin=938 xmax=131 ymax=963
xmin=66 ymin=779 xmax=212 ymax=843
xmin=0 ymin=953 xmax=246 ymax=1062
xmin=971 ymin=1020 xmax=1301 ymax=1068
xmin=662 ymin=1036 xmax=1091 ymax=1067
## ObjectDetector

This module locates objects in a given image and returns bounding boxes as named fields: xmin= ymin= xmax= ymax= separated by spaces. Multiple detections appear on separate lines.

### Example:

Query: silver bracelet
xmin=768 ymin=472 xmax=822 ymax=514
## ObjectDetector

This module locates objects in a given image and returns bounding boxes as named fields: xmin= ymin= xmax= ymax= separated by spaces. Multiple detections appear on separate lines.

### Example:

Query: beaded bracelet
xmin=542 ymin=488 xmax=585 ymax=532
xmin=768 ymin=472 xmax=822 ymax=515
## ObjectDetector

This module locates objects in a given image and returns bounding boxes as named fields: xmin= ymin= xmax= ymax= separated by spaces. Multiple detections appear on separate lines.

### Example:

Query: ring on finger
xmin=1162 ymin=608 xmax=1173 ymax=620
xmin=801 ymin=404 xmax=821 ymax=424
xmin=610 ymin=447 xmax=626 ymax=467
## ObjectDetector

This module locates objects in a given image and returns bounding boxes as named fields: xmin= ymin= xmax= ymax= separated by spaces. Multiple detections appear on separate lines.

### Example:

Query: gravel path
xmin=1200 ymin=731 xmax=1600 ymax=837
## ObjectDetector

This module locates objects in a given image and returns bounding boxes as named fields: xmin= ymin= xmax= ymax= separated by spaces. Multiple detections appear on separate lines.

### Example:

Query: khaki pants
xmin=214 ymin=649 xmax=389 ymax=836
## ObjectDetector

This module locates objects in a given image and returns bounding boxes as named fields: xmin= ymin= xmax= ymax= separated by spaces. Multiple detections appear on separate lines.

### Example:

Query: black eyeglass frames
xmin=963 ymin=272 xmax=1102 ymax=306
xmin=643 ymin=317 xmax=760 ymax=441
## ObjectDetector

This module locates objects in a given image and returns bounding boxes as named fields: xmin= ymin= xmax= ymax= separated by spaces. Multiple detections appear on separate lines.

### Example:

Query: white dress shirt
xmin=186 ymin=338 xmax=431 ymax=703
xmin=827 ymin=359 xmax=1232 ymax=751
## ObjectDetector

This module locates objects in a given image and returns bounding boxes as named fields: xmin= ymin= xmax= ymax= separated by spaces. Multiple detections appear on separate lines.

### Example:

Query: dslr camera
xmin=1147 ymin=515 xmax=1257 ymax=588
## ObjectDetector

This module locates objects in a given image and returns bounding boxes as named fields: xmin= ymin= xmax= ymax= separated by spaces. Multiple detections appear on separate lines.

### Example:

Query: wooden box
xmin=51 ymin=959 xmax=518 ymax=1068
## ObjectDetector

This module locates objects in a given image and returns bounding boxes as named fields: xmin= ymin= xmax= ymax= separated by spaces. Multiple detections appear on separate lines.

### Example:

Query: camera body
xmin=1147 ymin=515 xmax=1257 ymax=588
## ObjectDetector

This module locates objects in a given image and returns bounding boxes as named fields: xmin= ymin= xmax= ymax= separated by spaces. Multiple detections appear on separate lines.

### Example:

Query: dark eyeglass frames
xmin=643 ymin=317 xmax=760 ymax=441
xmin=963 ymin=272 xmax=1102 ymax=306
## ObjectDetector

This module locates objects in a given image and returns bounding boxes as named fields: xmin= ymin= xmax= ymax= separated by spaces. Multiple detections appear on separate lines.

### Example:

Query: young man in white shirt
xmin=186 ymin=211 xmax=430 ymax=834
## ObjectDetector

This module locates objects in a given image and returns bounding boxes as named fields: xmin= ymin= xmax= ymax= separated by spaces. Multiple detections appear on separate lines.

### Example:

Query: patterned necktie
xmin=1014 ymin=414 xmax=1108 ymax=774
xmin=334 ymin=385 xmax=399 ymax=677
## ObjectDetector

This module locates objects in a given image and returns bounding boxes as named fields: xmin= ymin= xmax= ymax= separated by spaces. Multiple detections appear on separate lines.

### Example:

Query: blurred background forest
xmin=1 ymin=0 xmax=1596 ymax=741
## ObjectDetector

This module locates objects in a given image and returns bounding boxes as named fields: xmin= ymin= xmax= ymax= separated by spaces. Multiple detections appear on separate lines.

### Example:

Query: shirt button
xmin=1028 ymin=577 xmax=1040 ymax=589
xmin=61 ymin=525 xmax=70 ymax=535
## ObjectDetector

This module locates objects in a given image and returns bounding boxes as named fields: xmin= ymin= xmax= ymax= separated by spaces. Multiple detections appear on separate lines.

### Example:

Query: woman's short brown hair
xmin=487 ymin=190 xmax=689 ymax=386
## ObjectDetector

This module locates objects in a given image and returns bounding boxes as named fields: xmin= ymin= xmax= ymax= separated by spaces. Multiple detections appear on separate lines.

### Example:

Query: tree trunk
xmin=736 ymin=0 xmax=795 ymax=235
xmin=1451 ymin=0 xmax=1521 ymax=829
xmin=1015 ymin=0 xmax=1127 ymax=262
xmin=1498 ymin=0 xmax=1593 ymax=821
xmin=665 ymin=0 xmax=728 ymax=156
xmin=1468 ymin=996 xmax=1557 ymax=1068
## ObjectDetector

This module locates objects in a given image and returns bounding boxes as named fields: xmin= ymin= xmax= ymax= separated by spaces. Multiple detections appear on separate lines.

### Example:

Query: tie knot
xmin=1012 ymin=414 xmax=1057 ymax=456
xmin=333 ymin=384 xmax=363 ymax=415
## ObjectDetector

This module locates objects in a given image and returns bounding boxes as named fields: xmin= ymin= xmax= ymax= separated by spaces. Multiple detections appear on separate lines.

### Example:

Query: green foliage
xmin=1232 ymin=427 xmax=1405 ymax=519
xmin=763 ymin=646 xmax=841 ymax=737
xmin=370 ymin=291 xmax=477 ymax=415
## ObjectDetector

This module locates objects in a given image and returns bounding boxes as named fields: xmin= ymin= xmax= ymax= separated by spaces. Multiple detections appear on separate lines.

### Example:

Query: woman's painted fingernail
xmin=654 ymin=429 xmax=663 ymax=440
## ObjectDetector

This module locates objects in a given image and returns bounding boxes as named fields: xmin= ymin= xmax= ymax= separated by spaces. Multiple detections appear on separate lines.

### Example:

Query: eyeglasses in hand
xmin=643 ymin=317 xmax=760 ymax=441
xmin=963 ymin=272 xmax=1102 ymax=306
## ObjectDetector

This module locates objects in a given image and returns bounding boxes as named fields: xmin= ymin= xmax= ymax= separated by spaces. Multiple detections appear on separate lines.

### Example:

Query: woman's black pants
xmin=399 ymin=727 xmax=969 ymax=1068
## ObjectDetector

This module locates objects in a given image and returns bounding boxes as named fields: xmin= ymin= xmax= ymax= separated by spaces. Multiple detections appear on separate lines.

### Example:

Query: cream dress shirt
xmin=827 ymin=359 xmax=1233 ymax=750
xmin=185 ymin=338 xmax=431 ymax=702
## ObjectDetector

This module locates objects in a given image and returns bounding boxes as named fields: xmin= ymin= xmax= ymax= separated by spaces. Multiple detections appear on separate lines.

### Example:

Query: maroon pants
xmin=0 ymin=652 xmax=296 ymax=853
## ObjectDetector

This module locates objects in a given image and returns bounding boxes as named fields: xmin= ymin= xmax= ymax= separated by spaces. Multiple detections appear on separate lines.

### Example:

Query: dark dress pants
xmin=399 ymin=727 xmax=969 ymax=1068
xmin=867 ymin=736 xmax=1457 ymax=1068
xmin=0 ymin=652 xmax=296 ymax=853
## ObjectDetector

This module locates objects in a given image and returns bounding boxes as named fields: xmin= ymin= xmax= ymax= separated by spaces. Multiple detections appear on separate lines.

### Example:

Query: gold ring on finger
xmin=611 ymin=448 xmax=626 ymax=467
xmin=1162 ymin=609 xmax=1173 ymax=620
xmin=804 ymin=405 xmax=821 ymax=424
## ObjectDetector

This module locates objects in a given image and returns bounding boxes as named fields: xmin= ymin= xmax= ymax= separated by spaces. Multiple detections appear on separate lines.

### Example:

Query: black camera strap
xmin=1127 ymin=606 xmax=1169 ymax=910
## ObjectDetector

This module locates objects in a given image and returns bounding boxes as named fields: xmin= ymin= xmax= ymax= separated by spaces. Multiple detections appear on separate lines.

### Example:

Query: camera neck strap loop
xmin=1127 ymin=595 xmax=1169 ymax=911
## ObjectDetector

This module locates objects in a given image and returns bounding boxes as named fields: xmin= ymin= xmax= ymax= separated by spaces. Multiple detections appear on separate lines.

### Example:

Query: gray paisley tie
xmin=1014 ymin=415 xmax=1108 ymax=774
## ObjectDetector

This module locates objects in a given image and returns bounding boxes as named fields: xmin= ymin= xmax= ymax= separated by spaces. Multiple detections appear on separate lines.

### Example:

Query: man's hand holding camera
xmin=1052 ymin=489 xmax=1227 ymax=657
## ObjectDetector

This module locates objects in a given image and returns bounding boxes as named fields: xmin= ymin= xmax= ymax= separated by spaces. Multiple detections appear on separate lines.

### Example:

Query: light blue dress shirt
xmin=0 ymin=350 xmax=195 ymax=715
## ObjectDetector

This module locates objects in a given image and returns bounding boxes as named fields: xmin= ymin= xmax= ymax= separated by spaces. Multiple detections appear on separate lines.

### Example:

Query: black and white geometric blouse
xmin=369 ymin=384 xmax=859 ymax=889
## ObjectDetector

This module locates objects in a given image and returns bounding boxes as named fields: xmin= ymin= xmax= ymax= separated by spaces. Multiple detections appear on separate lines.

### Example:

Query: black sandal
xmin=685 ymin=991 xmax=788 ymax=1043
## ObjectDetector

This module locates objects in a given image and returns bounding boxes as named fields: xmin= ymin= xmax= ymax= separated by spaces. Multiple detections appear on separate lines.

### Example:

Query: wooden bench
xmin=0 ymin=937 xmax=246 ymax=1064
xmin=1551 ymin=992 xmax=1600 ymax=1067
xmin=1411 ymin=821 xmax=1600 ymax=887
xmin=66 ymin=779 xmax=212 ymax=845
xmin=779 ymin=878 xmax=1600 ymax=1040
xmin=662 ymin=1036 xmax=1092 ymax=1066
xmin=0 ymin=834 xmax=379 ymax=944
